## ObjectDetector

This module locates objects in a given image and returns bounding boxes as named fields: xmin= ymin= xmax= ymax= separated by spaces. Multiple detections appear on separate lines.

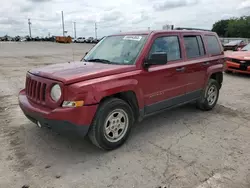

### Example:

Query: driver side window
xmin=149 ymin=36 xmax=181 ymax=61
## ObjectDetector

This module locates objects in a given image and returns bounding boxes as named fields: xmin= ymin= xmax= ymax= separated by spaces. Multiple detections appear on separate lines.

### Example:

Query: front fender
xmin=66 ymin=71 xmax=144 ymax=108
xmin=91 ymin=78 xmax=144 ymax=108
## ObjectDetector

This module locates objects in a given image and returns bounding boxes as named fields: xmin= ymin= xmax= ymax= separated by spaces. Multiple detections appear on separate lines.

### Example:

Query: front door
xmin=141 ymin=34 xmax=188 ymax=114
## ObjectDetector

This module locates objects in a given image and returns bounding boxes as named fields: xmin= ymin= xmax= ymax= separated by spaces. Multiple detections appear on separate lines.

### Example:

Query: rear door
xmin=182 ymin=34 xmax=208 ymax=97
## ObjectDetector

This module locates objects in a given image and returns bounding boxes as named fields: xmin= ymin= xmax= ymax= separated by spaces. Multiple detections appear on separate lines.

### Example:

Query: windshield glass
xmin=241 ymin=43 xmax=250 ymax=51
xmin=84 ymin=35 xmax=147 ymax=65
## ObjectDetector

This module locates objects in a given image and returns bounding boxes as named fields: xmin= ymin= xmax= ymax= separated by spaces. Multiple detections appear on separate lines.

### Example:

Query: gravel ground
xmin=0 ymin=42 xmax=249 ymax=188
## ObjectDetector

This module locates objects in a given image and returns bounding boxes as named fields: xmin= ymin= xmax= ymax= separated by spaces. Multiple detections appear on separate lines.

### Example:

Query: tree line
xmin=212 ymin=16 xmax=250 ymax=38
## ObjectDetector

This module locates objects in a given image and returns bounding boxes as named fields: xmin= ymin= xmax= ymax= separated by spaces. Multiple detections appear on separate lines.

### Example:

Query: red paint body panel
xmin=18 ymin=30 xmax=224 ymax=130
xmin=19 ymin=90 xmax=97 ymax=125
xmin=29 ymin=61 xmax=136 ymax=85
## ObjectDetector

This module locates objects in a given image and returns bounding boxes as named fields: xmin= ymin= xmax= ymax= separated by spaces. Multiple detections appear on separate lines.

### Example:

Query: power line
xmin=95 ymin=22 xmax=97 ymax=39
xmin=28 ymin=18 xmax=32 ymax=37
xmin=73 ymin=22 xmax=76 ymax=38
xmin=61 ymin=11 xmax=65 ymax=36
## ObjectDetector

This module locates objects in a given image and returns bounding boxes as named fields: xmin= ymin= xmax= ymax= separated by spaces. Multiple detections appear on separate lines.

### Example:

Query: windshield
xmin=241 ymin=43 xmax=250 ymax=51
xmin=84 ymin=35 xmax=147 ymax=65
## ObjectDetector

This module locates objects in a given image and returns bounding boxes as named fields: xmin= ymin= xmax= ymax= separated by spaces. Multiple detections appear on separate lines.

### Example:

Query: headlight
xmin=50 ymin=84 xmax=61 ymax=102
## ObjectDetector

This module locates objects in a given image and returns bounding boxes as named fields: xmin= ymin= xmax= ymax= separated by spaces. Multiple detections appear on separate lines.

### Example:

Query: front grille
xmin=232 ymin=59 xmax=250 ymax=66
xmin=26 ymin=77 xmax=47 ymax=103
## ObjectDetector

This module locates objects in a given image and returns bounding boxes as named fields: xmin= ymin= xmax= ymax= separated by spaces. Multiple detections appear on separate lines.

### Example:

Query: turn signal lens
xmin=62 ymin=101 xmax=84 ymax=107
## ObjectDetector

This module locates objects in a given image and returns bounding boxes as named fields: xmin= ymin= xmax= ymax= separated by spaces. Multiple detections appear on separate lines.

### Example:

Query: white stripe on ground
xmin=196 ymin=173 xmax=222 ymax=188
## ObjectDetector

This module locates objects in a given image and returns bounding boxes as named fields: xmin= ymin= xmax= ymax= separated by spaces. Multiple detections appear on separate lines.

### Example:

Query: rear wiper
xmin=87 ymin=58 xmax=112 ymax=63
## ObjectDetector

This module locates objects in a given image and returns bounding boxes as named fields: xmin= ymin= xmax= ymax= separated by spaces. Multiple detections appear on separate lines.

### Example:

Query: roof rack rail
xmin=175 ymin=27 xmax=211 ymax=32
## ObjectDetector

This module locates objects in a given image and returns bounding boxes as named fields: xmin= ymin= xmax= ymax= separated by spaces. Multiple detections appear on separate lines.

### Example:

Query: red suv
xmin=19 ymin=29 xmax=224 ymax=150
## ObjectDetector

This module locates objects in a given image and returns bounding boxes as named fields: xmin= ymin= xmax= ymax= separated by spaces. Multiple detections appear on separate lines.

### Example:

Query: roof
xmin=111 ymin=29 xmax=215 ymax=36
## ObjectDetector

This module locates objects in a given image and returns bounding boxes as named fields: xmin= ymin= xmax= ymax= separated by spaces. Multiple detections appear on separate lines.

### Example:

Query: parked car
xmin=1 ymin=35 xmax=13 ymax=41
xmin=92 ymin=38 xmax=99 ymax=43
xmin=223 ymin=40 xmax=246 ymax=51
xmin=86 ymin=37 xmax=94 ymax=43
xmin=18 ymin=29 xmax=224 ymax=150
xmin=74 ymin=37 xmax=85 ymax=43
xmin=224 ymin=43 xmax=250 ymax=74
xmin=20 ymin=37 xmax=27 ymax=42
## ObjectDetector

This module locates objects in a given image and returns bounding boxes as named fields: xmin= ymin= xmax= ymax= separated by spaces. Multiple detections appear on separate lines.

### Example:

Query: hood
xmin=29 ymin=61 xmax=136 ymax=84
xmin=225 ymin=51 xmax=250 ymax=60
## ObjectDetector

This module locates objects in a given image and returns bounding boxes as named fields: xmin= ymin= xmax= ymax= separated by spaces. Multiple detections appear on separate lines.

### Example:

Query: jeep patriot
xmin=19 ymin=29 xmax=224 ymax=150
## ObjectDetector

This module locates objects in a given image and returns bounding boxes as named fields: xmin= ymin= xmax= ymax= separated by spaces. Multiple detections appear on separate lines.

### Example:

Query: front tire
xmin=88 ymin=98 xmax=134 ymax=150
xmin=197 ymin=79 xmax=220 ymax=111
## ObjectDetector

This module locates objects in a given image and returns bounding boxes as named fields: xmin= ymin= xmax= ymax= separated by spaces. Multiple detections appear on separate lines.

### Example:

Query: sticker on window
xmin=123 ymin=36 xmax=142 ymax=41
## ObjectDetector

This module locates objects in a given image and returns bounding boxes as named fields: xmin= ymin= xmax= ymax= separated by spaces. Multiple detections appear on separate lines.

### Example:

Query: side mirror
xmin=144 ymin=52 xmax=168 ymax=68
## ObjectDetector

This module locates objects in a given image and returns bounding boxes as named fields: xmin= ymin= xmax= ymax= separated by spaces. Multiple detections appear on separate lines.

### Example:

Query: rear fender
xmin=205 ymin=64 xmax=224 ymax=86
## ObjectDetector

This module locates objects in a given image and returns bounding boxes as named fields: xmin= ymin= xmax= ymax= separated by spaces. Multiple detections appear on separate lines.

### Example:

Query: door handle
xmin=203 ymin=62 xmax=210 ymax=66
xmin=176 ymin=67 xmax=185 ymax=72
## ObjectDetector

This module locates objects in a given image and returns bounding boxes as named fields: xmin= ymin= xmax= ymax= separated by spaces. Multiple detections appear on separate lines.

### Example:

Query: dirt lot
xmin=0 ymin=42 xmax=250 ymax=188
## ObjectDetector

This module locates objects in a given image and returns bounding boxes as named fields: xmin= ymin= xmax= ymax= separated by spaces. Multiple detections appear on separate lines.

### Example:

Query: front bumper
xmin=18 ymin=89 xmax=98 ymax=136
xmin=225 ymin=61 xmax=250 ymax=74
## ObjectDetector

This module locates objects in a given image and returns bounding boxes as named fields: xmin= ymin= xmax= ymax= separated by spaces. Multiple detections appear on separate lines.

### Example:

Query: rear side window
xmin=205 ymin=35 xmax=222 ymax=55
xmin=184 ymin=36 xmax=205 ymax=58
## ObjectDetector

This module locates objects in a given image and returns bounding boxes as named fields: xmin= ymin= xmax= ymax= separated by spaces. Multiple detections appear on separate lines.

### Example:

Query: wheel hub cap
xmin=207 ymin=85 xmax=218 ymax=106
xmin=104 ymin=109 xmax=129 ymax=143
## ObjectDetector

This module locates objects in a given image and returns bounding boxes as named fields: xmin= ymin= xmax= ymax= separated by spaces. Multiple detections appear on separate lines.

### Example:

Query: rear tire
xmin=88 ymin=98 xmax=134 ymax=150
xmin=197 ymin=79 xmax=220 ymax=111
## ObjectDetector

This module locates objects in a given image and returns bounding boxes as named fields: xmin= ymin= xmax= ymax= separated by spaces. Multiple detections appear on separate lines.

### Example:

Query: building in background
xmin=162 ymin=24 xmax=174 ymax=30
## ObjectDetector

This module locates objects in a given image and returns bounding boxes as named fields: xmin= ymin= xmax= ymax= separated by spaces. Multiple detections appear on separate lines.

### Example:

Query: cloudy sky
xmin=0 ymin=0 xmax=250 ymax=38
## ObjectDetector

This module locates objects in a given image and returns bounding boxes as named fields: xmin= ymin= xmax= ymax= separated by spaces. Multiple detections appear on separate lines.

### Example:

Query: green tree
xmin=227 ymin=16 xmax=250 ymax=38
xmin=212 ymin=16 xmax=250 ymax=38
xmin=212 ymin=19 xmax=230 ymax=37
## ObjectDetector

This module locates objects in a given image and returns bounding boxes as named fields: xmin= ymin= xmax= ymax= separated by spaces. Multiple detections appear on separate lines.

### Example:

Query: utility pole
xmin=28 ymin=19 xmax=32 ymax=38
xmin=148 ymin=27 xmax=150 ymax=31
xmin=73 ymin=22 xmax=76 ymax=39
xmin=61 ymin=11 xmax=65 ymax=36
xmin=95 ymin=22 xmax=97 ymax=39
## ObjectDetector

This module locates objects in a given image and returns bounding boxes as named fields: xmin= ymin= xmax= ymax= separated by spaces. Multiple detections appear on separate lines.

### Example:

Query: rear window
xmin=205 ymin=35 xmax=222 ymax=55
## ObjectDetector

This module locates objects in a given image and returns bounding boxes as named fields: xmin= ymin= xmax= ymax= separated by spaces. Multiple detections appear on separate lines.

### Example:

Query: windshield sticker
xmin=123 ymin=36 xmax=142 ymax=41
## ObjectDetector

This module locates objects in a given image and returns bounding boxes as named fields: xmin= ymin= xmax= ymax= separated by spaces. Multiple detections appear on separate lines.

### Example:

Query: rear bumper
xmin=225 ymin=61 xmax=250 ymax=74
xmin=18 ymin=89 xmax=98 ymax=136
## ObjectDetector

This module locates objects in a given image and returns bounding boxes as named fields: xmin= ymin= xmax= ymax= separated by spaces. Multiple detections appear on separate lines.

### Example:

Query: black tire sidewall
xmin=93 ymin=99 xmax=134 ymax=150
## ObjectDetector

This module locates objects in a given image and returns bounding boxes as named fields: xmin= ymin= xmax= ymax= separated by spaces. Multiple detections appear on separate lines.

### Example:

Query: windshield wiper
xmin=87 ymin=58 xmax=112 ymax=64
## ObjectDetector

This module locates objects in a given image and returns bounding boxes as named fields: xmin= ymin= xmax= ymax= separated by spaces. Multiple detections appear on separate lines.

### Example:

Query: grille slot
xmin=232 ymin=59 xmax=250 ymax=66
xmin=26 ymin=77 xmax=47 ymax=103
